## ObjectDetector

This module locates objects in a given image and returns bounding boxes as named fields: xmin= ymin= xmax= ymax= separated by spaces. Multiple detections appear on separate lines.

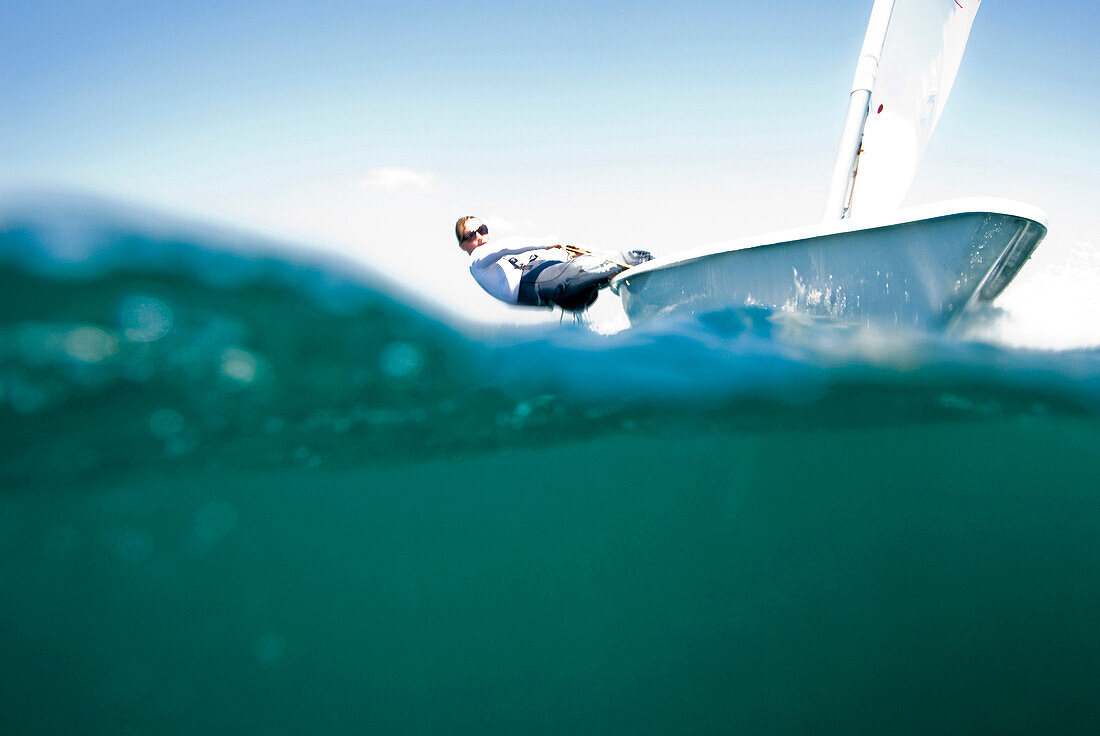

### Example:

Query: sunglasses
xmin=461 ymin=224 xmax=488 ymax=242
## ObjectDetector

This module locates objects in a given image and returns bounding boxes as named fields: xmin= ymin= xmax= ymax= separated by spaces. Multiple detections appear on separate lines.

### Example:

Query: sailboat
xmin=611 ymin=0 xmax=1046 ymax=329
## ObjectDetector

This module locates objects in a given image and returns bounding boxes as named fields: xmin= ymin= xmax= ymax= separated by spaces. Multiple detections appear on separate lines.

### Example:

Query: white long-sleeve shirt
xmin=467 ymin=236 xmax=565 ymax=304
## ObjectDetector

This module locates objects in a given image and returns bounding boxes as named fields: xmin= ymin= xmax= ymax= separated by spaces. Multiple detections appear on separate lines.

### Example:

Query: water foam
xmin=967 ymin=239 xmax=1100 ymax=350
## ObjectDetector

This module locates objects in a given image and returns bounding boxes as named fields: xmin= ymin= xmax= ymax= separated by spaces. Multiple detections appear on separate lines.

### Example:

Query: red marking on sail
xmin=877 ymin=104 xmax=884 ymax=113
xmin=955 ymin=0 xmax=963 ymax=7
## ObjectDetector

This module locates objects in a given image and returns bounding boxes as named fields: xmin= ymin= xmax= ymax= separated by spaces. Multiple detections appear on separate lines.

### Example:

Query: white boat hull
xmin=612 ymin=198 xmax=1047 ymax=328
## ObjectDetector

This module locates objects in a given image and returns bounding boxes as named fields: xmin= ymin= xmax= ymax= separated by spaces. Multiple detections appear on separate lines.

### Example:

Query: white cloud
xmin=358 ymin=166 xmax=440 ymax=191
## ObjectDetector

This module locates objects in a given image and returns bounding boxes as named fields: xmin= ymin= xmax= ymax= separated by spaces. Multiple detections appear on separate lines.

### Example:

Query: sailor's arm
xmin=468 ymin=240 xmax=563 ymax=269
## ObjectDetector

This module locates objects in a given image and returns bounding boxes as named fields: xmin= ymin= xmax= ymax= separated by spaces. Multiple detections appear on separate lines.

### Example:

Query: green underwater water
xmin=2 ymin=202 xmax=1100 ymax=733
xmin=3 ymin=420 xmax=1099 ymax=734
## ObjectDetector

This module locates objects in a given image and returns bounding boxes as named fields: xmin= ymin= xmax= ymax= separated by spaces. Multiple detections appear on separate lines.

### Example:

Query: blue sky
xmin=3 ymin=0 xmax=1098 ymax=322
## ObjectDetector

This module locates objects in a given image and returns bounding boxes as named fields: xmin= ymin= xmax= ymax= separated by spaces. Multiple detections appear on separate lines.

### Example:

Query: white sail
xmin=846 ymin=0 xmax=980 ymax=218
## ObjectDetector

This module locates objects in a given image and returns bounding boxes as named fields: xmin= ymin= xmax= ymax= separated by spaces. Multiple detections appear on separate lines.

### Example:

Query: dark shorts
xmin=517 ymin=257 xmax=627 ymax=311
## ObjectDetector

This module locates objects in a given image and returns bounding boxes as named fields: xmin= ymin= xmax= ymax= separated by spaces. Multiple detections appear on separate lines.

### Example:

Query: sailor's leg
xmin=515 ymin=260 xmax=560 ymax=307
xmin=532 ymin=257 xmax=628 ymax=311
xmin=516 ymin=257 xmax=573 ymax=307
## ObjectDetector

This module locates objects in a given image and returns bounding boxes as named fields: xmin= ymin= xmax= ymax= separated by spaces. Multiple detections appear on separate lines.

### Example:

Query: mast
xmin=823 ymin=0 xmax=896 ymax=221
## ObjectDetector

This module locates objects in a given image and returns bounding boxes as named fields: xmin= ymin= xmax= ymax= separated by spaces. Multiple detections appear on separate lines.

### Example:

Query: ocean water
xmin=2 ymin=195 xmax=1099 ymax=734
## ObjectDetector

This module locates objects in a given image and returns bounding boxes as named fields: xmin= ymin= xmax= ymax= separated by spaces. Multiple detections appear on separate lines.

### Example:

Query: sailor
xmin=455 ymin=216 xmax=652 ymax=311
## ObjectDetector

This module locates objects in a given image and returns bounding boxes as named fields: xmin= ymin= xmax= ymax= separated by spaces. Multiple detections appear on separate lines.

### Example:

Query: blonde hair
xmin=455 ymin=215 xmax=480 ymax=244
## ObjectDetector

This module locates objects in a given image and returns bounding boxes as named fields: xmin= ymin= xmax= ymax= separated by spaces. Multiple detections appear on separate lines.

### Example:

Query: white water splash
xmin=969 ymin=240 xmax=1100 ymax=350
